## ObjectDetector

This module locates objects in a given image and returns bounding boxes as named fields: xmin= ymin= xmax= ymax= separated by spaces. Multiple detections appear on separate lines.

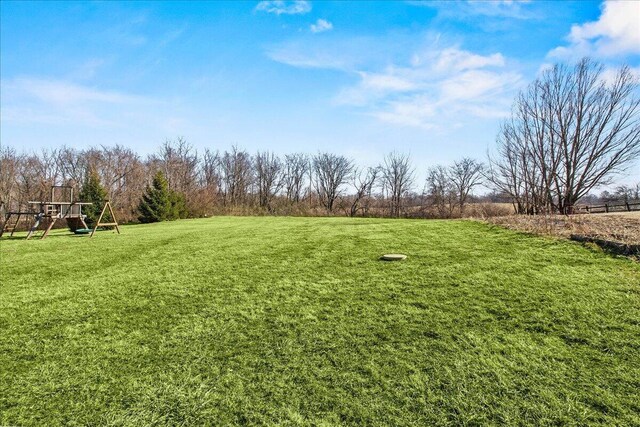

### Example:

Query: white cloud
xmin=5 ymin=78 xmax=144 ymax=105
xmin=466 ymin=0 xmax=533 ymax=18
xmin=433 ymin=49 xmax=505 ymax=72
xmin=266 ymin=32 xmax=421 ymax=72
xmin=310 ymin=19 xmax=333 ymax=33
xmin=335 ymin=70 xmax=417 ymax=106
xmin=440 ymin=69 xmax=515 ymax=101
xmin=332 ymin=47 xmax=521 ymax=128
xmin=1 ymin=77 xmax=153 ymax=127
xmin=265 ymin=36 xmax=376 ymax=70
xmin=255 ymin=1 xmax=311 ymax=15
xmin=267 ymin=31 xmax=523 ymax=129
xmin=360 ymin=71 xmax=416 ymax=92
xmin=72 ymin=58 xmax=107 ymax=80
xmin=548 ymin=0 xmax=640 ymax=60
xmin=371 ymin=95 xmax=438 ymax=129
xmin=267 ymin=46 xmax=349 ymax=70
xmin=412 ymin=0 xmax=536 ymax=20
xmin=599 ymin=65 xmax=640 ymax=86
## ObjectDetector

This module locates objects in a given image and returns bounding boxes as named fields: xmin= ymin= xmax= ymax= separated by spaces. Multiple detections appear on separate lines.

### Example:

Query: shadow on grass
xmin=571 ymin=235 xmax=640 ymax=261
xmin=0 ymin=233 xmax=93 ymax=241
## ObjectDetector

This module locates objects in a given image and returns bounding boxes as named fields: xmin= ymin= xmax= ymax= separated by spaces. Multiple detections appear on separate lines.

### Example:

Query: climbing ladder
xmin=1 ymin=212 xmax=36 ymax=238
xmin=0 ymin=213 xmax=19 ymax=238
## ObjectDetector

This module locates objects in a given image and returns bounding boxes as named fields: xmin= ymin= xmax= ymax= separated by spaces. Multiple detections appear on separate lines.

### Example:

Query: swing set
xmin=0 ymin=185 xmax=120 ymax=240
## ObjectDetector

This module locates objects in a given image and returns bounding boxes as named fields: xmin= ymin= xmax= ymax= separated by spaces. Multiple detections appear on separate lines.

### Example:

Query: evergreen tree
xmin=138 ymin=171 xmax=173 ymax=223
xmin=79 ymin=169 xmax=108 ymax=227
xmin=169 ymin=190 xmax=188 ymax=220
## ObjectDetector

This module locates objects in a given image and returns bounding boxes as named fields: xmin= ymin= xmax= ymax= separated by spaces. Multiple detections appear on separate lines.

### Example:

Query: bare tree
xmin=488 ymin=124 xmax=529 ymax=214
xmin=283 ymin=153 xmax=309 ymax=203
xmin=449 ymin=158 xmax=483 ymax=215
xmin=489 ymin=58 xmax=640 ymax=214
xmin=426 ymin=165 xmax=455 ymax=218
xmin=312 ymin=152 xmax=353 ymax=212
xmin=56 ymin=146 xmax=87 ymax=186
xmin=612 ymin=183 xmax=640 ymax=203
xmin=201 ymin=149 xmax=220 ymax=187
xmin=21 ymin=148 xmax=62 ymax=203
xmin=0 ymin=147 xmax=19 ymax=212
xmin=350 ymin=166 xmax=380 ymax=217
xmin=221 ymin=146 xmax=253 ymax=206
xmin=152 ymin=138 xmax=199 ymax=194
xmin=37 ymin=148 xmax=61 ymax=188
xmin=14 ymin=155 xmax=37 ymax=207
xmin=100 ymin=146 xmax=144 ymax=219
xmin=255 ymin=151 xmax=283 ymax=211
xmin=382 ymin=152 xmax=415 ymax=218
xmin=201 ymin=149 xmax=222 ymax=194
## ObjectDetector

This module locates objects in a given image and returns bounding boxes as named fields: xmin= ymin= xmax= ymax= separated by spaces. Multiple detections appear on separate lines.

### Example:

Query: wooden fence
xmin=573 ymin=201 xmax=640 ymax=214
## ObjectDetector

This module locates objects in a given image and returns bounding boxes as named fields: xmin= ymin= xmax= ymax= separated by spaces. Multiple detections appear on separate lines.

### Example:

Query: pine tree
xmin=79 ymin=169 xmax=108 ymax=227
xmin=169 ymin=190 xmax=188 ymax=220
xmin=138 ymin=171 xmax=173 ymax=223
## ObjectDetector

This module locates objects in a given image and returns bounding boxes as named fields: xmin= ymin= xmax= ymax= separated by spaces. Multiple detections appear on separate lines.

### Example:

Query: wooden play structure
xmin=25 ymin=185 xmax=91 ymax=239
xmin=90 ymin=200 xmax=120 ymax=237
xmin=0 ymin=207 xmax=35 ymax=238
xmin=0 ymin=185 xmax=120 ymax=240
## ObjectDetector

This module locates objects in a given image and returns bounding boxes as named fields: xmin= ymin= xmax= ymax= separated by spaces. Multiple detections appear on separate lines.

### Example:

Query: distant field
xmin=601 ymin=211 xmax=640 ymax=218
xmin=1 ymin=217 xmax=639 ymax=425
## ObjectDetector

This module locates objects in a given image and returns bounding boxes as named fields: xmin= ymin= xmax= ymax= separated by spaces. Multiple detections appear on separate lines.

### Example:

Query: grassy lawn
xmin=1 ymin=217 xmax=639 ymax=426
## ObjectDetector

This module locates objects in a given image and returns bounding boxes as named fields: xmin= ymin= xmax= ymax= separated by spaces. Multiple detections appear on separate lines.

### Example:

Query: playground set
xmin=0 ymin=184 xmax=120 ymax=240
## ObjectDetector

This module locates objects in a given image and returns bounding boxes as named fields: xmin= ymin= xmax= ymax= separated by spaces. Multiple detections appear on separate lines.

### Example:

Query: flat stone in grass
xmin=380 ymin=254 xmax=407 ymax=261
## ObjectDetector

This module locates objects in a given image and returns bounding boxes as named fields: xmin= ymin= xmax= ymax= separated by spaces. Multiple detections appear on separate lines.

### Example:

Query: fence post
xmin=605 ymin=204 xmax=609 ymax=213
xmin=626 ymin=202 xmax=631 ymax=211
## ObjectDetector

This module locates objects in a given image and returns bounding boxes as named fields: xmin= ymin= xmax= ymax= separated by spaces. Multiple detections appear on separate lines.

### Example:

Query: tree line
xmin=0 ymin=139 xmax=489 ymax=223
xmin=1 ymin=57 xmax=638 ymax=223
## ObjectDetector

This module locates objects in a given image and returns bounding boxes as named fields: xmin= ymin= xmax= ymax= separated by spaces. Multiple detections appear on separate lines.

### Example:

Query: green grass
xmin=1 ymin=217 xmax=639 ymax=426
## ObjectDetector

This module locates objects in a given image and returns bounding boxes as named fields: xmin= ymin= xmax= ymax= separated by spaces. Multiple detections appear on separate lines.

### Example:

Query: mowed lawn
xmin=1 ymin=217 xmax=639 ymax=426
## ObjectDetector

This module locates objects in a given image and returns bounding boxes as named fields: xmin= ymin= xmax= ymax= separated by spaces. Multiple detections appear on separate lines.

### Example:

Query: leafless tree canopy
xmin=1 ymin=139 xmax=498 ymax=222
xmin=488 ymin=58 xmax=640 ymax=214
xmin=426 ymin=165 xmax=456 ymax=218
xmin=255 ymin=151 xmax=283 ymax=210
xmin=312 ymin=152 xmax=353 ymax=212
xmin=450 ymin=158 xmax=484 ymax=214
xmin=423 ymin=159 xmax=484 ymax=218
xmin=0 ymin=147 xmax=19 ymax=211
xmin=221 ymin=146 xmax=253 ymax=206
xmin=382 ymin=152 xmax=415 ymax=218
xmin=283 ymin=153 xmax=309 ymax=203
xmin=151 ymin=138 xmax=199 ymax=194
xmin=201 ymin=149 xmax=222 ymax=192
xmin=350 ymin=166 xmax=380 ymax=217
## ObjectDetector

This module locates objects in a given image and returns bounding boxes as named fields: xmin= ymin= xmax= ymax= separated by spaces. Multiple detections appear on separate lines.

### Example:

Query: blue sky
xmin=1 ymin=0 xmax=639 ymax=185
